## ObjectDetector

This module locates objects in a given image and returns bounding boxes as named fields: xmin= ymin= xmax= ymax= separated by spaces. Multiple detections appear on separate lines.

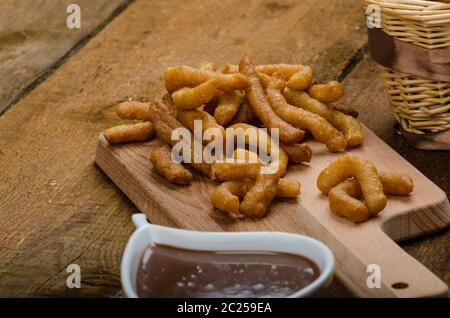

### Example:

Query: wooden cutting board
xmin=95 ymin=125 xmax=450 ymax=297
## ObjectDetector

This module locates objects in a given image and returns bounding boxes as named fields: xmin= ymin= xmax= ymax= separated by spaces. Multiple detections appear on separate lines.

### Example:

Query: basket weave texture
xmin=364 ymin=0 xmax=450 ymax=134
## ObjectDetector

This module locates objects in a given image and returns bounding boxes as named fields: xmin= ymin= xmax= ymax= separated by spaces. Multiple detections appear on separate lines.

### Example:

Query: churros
xmin=239 ymin=56 xmax=304 ymax=144
xmin=286 ymin=66 xmax=313 ymax=90
xmin=280 ymin=143 xmax=312 ymax=163
xmin=212 ymin=162 xmax=261 ymax=181
xmin=328 ymin=173 xmax=414 ymax=223
xmin=227 ymin=123 xmax=289 ymax=177
xmin=228 ymin=99 xmax=257 ymax=125
xmin=267 ymin=76 xmax=347 ymax=152
xmin=317 ymin=155 xmax=387 ymax=215
xmin=211 ymin=178 xmax=300 ymax=216
xmin=308 ymin=81 xmax=344 ymax=104
xmin=150 ymin=144 xmax=193 ymax=185
xmin=240 ymin=173 xmax=279 ymax=217
xmin=116 ymin=101 xmax=149 ymax=120
xmin=171 ymin=79 xmax=217 ymax=109
xmin=198 ymin=61 xmax=217 ymax=71
xmin=103 ymin=56 xmax=381 ymax=221
xmin=214 ymin=90 xmax=244 ymax=126
xmin=284 ymin=88 xmax=364 ymax=147
xmin=164 ymin=66 xmax=250 ymax=92
xmin=256 ymin=64 xmax=301 ymax=78
xmin=104 ymin=122 xmax=155 ymax=144
xmin=147 ymin=100 xmax=212 ymax=178
xmin=174 ymin=108 xmax=226 ymax=143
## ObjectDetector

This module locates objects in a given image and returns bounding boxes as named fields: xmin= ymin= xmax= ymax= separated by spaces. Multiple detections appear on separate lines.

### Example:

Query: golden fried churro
xmin=328 ymin=173 xmax=414 ymax=223
xmin=239 ymin=56 xmax=304 ymax=144
xmin=174 ymin=108 xmax=226 ymax=143
xmin=211 ymin=178 xmax=300 ymax=216
xmin=221 ymin=63 xmax=239 ymax=74
xmin=317 ymin=155 xmax=387 ymax=215
xmin=214 ymin=90 xmax=244 ymax=126
xmin=379 ymin=173 xmax=414 ymax=195
xmin=227 ymin=123 xmax=289 ymax=177
xmin=266 ymin=77 xmax=347 ymax=152
xmin=286 ymin=66 xmax=313 ymax=90
xmin=240 ymin=173 xmax=279 ymax=217
xmin=212 ymin=162 xmax=262 ymax=181
xmin=164 ymin=66 xmax=250 ymax=92
xmin=256 ymin=64 xmax=301 ymax=78
xmin=257 ymin=72 xmax=273 ymax=89
xmin=228 ymin=99 xmax=257 ymax=125
xmin=277 ymin=178 xmax=301 ymax=198
xmin=116 ymin=101 xmax=149 ymax=120
xmin=284 ymin=88 xmax=364 ymax=147
xmin=211 ymin=180 xmax=250 ymax=216
xmin=198 ymin=61 xmax=217 ymax=71
xmin=150 ymin=144 xmax=193 ymax=185
xmin=308 ymin=81 xmax=344 ymax=104
xmin=147 ymin=100 xmax=212 ymax=178
xmin=328 ymin=179 xmax=370 ymax=223
xmin=104 ymin=122 xmax=155 ymax=145
xmin=280 ymin=143 xmax=312 ymax=163
xmin=171 ymin=79 xmax=217 ymax=110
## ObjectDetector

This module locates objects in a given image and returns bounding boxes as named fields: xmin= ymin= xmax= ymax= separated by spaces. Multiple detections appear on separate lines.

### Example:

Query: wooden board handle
xmin=334 ymin=226 xmax=448 ymax=297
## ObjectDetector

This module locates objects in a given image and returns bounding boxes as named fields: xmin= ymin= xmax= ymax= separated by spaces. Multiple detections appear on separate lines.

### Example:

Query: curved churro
xmin=171 ymin=79 xmax=217 ymax=110
xmin=284 ymin=88 xmax=364 ymax=147
xmin=317 ymin=155 xmax=387 ymax=215
xmin=240 ymin=173 xmax=279 ymax=217
xmin=150 ymin=144 xmax=193 ymax=185
xmin=174 ymin=108 xmax=226 ymax=144
xmin=227 ymin=123 xmax=289 ymax=177
xmin=328 ymin=179 xmax=370 ymax=223
xmin=239 ymin=56 xmax=304 ymax=144
xmin=308 ymin=81 xmax=344 ymax=104
xmin=214 ymin=90 xmax=244 ymax=126
xmin=286 ymin=66 xmax=313 ymax=90
xmin=328 ymin=173 xmax=414 ymax=223
xmin=211 ymin=178 xmax=300 ymax=216
xmin=266 ymin=77 xmax=347 ymax=152
xmin=228 ymin=99 xmax=257 ymax=126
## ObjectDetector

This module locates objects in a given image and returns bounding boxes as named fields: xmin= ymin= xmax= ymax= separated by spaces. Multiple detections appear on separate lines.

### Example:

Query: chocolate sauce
xmin=136 ymin=244 xmax=320 ymax=298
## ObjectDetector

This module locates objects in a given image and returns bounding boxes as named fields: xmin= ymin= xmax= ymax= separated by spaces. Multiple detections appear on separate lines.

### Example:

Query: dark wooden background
xmin=0 ymin=0 xmax=448 ymax=297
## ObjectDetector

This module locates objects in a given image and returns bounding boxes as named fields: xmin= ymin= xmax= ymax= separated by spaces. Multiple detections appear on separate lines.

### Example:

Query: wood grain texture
xmin=0 ymin=0 xmax=369 ymax=297
xmin=0 ymin=0 xmax=130 ymax=115
xmin=96 ymin=125 xmax=450 ymax=297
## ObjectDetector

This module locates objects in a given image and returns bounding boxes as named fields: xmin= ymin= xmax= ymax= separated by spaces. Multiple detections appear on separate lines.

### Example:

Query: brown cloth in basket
xmin=400 ymin=128 xmax=450 ymax=151
xmin=367 ymin=28 xmax=450 ymax=83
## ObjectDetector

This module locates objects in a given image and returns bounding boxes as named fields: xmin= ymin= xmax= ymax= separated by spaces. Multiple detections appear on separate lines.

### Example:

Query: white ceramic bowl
xmin=121 ymin=213 xmax=335 ymax=298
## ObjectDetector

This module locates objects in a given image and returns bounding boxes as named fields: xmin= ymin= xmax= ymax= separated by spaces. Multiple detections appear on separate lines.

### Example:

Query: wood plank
xmin=0 ymin=0 xmax=369 ymax=297
xmin=96 ymin=123 xmax=450 ymax=297
xmin=0 ymin=0 xmax=130 ymax=115
xmin=338 ymin=54 xmax=450 ymax=292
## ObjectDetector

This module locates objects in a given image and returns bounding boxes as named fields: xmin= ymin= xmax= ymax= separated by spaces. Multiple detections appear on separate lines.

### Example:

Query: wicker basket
xmin=363 ymin=0 xmax=450 ymax=135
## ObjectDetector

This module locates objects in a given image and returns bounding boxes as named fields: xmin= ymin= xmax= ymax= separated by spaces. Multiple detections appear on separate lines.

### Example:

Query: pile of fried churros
xmin=103 ymin=56 xmax=413 ymax=222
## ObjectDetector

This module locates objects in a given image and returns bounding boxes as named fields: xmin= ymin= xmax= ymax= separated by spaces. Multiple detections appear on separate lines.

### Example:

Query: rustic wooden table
xmin=0 ymin=0 xmax=448 ymax=297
